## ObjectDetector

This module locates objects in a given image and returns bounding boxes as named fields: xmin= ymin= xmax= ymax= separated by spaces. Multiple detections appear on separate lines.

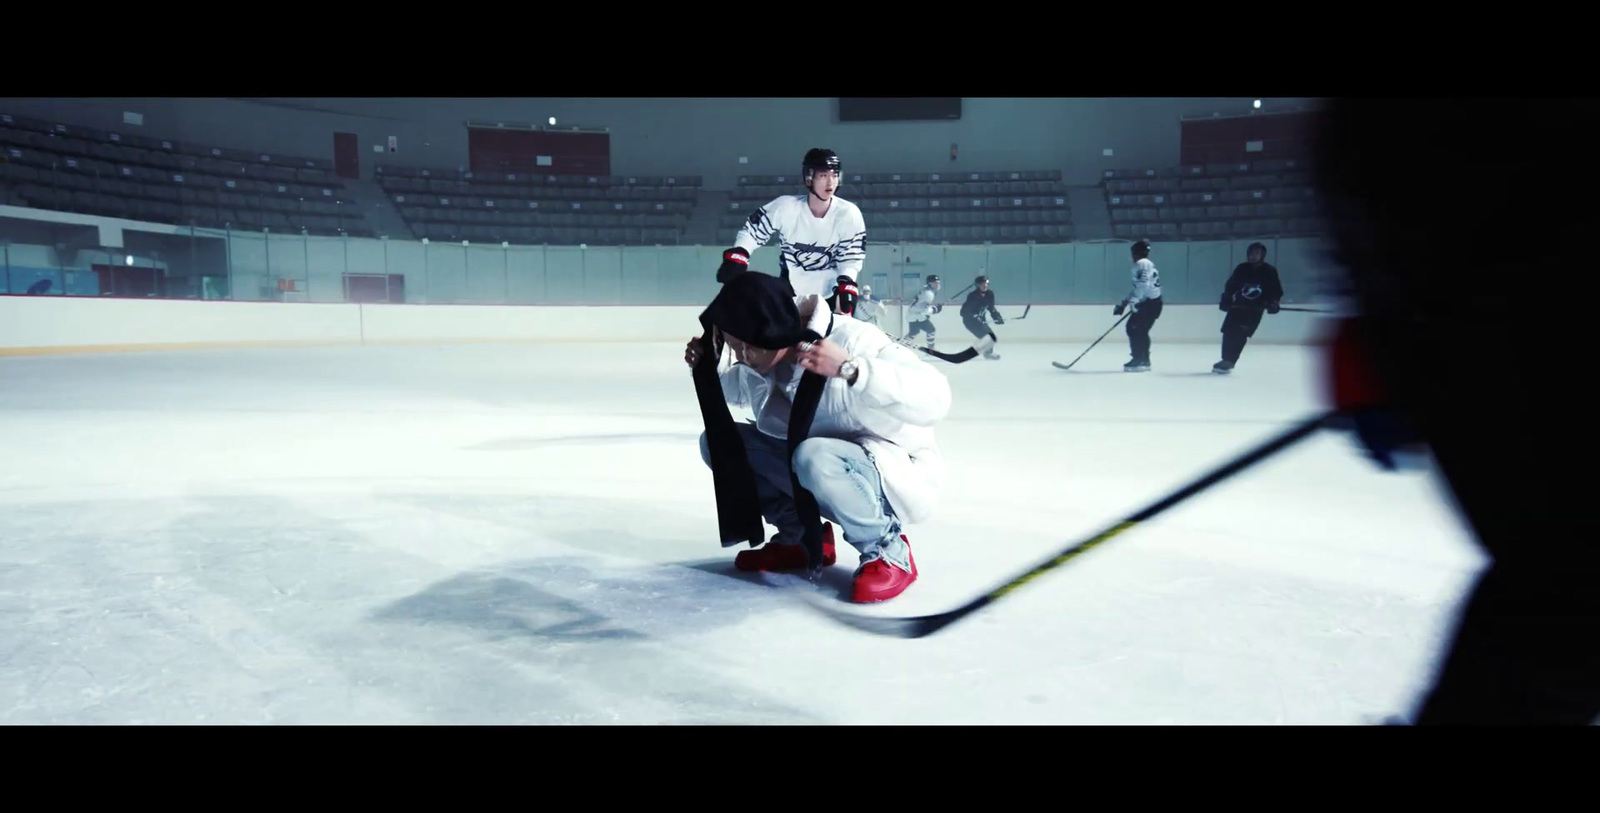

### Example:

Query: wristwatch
xmin=839 ymin=358 xmax=859 ymax=383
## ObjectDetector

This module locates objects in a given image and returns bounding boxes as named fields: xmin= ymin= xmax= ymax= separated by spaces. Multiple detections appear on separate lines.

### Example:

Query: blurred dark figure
xmin=1213 ymin=242 xmax=1283 ymax=374
xmin=1317 ymin=98 xmax=1600 ymax=725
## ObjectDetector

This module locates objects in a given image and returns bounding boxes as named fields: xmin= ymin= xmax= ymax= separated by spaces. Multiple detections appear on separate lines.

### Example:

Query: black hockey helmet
xmin=926 ymin=274 xmax=941 ymax=284
xmin=802 ymin=148 xmax=841 ymax=181
xmin=1131 ymin=239 xmax=1152 ymax=259
xmin=975 ymin=274 xmax=990 ymax=285
xmin=1246 ymin=242 xmax=1267 ymax=260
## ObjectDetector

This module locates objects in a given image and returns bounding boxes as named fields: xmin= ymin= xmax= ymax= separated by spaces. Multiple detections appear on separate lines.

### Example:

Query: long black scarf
xmin=692 ymin=274 xmax=833 ymax=573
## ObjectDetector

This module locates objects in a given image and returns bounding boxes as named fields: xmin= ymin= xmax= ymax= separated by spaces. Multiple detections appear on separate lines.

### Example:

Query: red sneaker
xmin=851 ymin=536 xmax=918 ymax=603
xmin=734 ymin=523 xmax=837 ymax=571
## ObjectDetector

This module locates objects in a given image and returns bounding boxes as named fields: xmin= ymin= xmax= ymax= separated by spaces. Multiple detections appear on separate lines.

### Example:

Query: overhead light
xmin=125 ymin=255 xmax=134 ymax=266
xmin=549 ymin=117 xmax=557 ymax=126
xmin=1253 ymin=99 xmax=1262 ymax=109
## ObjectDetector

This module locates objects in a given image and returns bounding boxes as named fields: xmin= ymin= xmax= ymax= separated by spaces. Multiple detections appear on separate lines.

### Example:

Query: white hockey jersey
xmin=908 ymin=286 xmax=939 ymax=321
xmin=854 ymin=295 xmax=885 ymax=326
xmin=734 ymin=193 xmax=867 ymax=301
xmin=1123 ymin=258 xmax=1162 ymax=306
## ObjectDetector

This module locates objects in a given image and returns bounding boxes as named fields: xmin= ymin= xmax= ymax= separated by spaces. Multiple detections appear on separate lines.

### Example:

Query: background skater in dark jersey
xmin=959 ymin=274 xmax=1004 ymax=360
xmin=1213 ymin=242 xmax=1284 ymax=374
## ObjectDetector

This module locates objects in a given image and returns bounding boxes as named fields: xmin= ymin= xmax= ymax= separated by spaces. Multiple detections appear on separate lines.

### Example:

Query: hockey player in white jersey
xmin=853 ymin=283 xmax=886 ymax=326
xmin=903 ymin=275 xmax=942 ymax=349
xmin=1114 ymin=239 xmax=1164 ymax=372
xmin=715 ymin=148 xmax=867 ymax=313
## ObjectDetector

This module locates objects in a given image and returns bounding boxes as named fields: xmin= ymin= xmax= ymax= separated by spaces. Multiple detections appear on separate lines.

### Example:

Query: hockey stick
xmin=917 ymin=333 xmax=996 ymax=364
xmin=1225 ymin=305 xmax=1331 ymax=314
xmin=1051 ymin=312 xmax=1130 ymax=371
xmin=944 ymin=282 xmax=975 ymax=303
xmin=983 ymin=303 xmax=1028 ymax=330
xmin=801 ymin=409 xmax=1339 ymax=638
xmin=989 ymin=304 xmax=1030 ymax=324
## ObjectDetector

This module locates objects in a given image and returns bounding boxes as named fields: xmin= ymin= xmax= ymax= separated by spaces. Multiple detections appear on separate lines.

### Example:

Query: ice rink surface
xmin=0 ymin=338 xmax=1485 ymax=724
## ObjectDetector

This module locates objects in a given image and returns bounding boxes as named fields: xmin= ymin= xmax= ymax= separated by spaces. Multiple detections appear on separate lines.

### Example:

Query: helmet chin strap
xmin=806 ymin=177 xmax=834 ymax=206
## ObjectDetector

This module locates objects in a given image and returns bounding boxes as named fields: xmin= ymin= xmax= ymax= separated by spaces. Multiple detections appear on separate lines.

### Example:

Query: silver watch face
xmin=841 ymin=360 xmax=857 ymax=377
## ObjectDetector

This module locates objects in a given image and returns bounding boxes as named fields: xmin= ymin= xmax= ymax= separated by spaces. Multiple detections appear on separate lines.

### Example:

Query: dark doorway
xmin=334 ymin=132 xmax=360 ymax=180
xmin=344 ymin=272 xmax=405 ymax=303
xmin=91 ymin=263 xmax=161 ymax=298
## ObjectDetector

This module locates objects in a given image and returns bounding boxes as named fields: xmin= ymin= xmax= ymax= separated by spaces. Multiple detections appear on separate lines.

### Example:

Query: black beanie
xmin=691 ymin=272 xmax=832 ymax=572
xmin=698 ymin=271 xmax=810 ymax=349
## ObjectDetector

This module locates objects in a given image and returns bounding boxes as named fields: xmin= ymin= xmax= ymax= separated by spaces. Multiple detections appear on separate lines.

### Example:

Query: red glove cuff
xmin=1325 ymin=318 xmax=1386 ymax=410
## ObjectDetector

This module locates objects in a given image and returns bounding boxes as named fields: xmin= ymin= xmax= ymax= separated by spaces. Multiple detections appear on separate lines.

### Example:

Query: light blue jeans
xmin=700 ymin=424 xmax=912 ymax=570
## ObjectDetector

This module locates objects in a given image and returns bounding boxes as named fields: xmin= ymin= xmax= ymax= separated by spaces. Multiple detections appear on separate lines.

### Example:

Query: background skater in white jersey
xmin=716 ymin=148 xmax=867 ymax=314
xmin=903 ymin=275 xmax=941 ymax=349
xmin=853 ymin=283 xmax=886 ymax=326
xmin=1114 ymin=239 xmax=1163 ymax=372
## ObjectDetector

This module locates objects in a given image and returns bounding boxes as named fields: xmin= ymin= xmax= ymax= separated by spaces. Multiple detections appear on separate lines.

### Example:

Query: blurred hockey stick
xmin=920 ymin=304 xmax=1026 ymax=361
xmin=918 ymin=333 xmax=995 ymax=364
xmin=801 ymin=410 xmax=1339 ymax=638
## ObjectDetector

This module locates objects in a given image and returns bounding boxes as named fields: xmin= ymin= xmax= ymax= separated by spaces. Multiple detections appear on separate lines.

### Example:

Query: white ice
xmin=0 ymin=338 xmax=1485 ymax=724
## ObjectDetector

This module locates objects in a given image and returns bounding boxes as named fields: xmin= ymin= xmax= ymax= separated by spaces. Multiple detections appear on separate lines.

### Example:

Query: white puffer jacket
xmin=716 ymin=295 xmax=950 ymax=524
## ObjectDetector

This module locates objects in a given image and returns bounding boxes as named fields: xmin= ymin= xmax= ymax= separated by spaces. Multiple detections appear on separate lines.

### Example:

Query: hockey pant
xmin=1221 ymin=308 xmax=1266 ymax=363
xmin=1126 ymin=297 xmax=1163 ymax=362
xmin=698 ymin=424 xmax=912 ymax=571
xmin=963 ymin=315 xmax=992 ymax=340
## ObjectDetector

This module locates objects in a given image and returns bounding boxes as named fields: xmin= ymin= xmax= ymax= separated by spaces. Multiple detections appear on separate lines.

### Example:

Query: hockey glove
xmin=1324 ymin=318 xmax=1428 ymax=472
xmin=830 ymin=276 xmax=859 ymax=315
xmin=1113 ymin=302 xmax=1127 ymax=316
xmin=1341 ymin=408 xmax=1427 ymax=471
xmin=1267 ymin=300 xmax=1281 ymax=314
xmin=994 ymin=315 xmax=1004 ymax=325
xmin=716 ymin=247 xmax=750 ymax=283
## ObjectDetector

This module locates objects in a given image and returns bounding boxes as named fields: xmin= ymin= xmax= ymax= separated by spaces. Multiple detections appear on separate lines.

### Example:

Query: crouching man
xmin=687 ymin=272 xmax=951 ymax=603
